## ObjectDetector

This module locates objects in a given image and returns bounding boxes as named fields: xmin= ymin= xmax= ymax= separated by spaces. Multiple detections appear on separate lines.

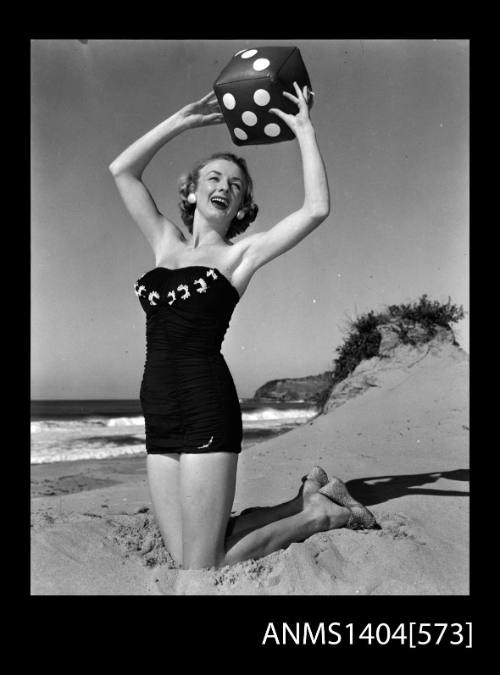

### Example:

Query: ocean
xmin=30 ymin=398 xmax=319 ymax=464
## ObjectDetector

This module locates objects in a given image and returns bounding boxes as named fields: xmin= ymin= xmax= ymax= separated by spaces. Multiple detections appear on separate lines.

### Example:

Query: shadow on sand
xmin=345 ymin=469 xmax=469 ymax=507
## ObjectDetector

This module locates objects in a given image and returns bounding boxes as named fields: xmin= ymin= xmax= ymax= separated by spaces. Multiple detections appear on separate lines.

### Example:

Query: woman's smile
xmin=197 ymin=159 xmax=245 ymax=218
xmin=210 ymin=194 xmax=230 ymax=211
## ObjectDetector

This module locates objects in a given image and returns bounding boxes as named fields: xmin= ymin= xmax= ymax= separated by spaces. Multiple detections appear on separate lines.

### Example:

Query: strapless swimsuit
xmin=134 ymin=266 xmax=242 ymax=454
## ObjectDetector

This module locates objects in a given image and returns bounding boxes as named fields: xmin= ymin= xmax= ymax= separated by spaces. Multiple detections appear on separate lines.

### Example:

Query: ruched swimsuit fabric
xmin=134 ymin=266 xmax=242 ymax=454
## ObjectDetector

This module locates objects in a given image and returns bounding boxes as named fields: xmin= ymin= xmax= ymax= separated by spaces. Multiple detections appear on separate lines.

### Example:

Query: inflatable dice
xmin=213 ymin=46 xmax=313 ymax=146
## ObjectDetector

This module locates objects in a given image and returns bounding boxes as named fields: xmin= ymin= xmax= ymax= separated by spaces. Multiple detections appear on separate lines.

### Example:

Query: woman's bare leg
xmin=180 ymin=451 xmax=238 ymax=569
xmin=227 ymin=499 xmax=300 ymax=538
xmin=227 ymin=466 xmax=329 ymax=537
xmin=147 ymin=453 xmax=183 ymax=566
xmin=179 ymin=454 xmax=349 ymax=570
xmin=222 ymin=491 xmax=349 ymax=566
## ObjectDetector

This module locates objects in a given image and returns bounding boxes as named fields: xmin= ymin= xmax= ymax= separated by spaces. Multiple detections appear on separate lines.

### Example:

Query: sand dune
xmin=31 ymin=338 xmax=469 ymax=595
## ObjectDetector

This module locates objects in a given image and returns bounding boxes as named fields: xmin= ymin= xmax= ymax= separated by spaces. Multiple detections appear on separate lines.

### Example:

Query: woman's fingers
xmin=282 ymin=90 xmax=300 ymax=104
xmin=195 ymin=91 xmax=222 ymax=115
xmin=206 ymin=112 xmax=225 ymax=124
xmin=284 ymin=84 xmax=309 ymax=110
xmin=268 ymin=107 xmax=287 ymax=121
xmin=199 ymin=90 xmax=217 ymax=103
xmin=293 ymin=81 xmax=305 ymax=101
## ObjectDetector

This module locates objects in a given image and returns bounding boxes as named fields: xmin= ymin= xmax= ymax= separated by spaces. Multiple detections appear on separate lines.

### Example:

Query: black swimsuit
xmin=134 ymin=266 xmax=242 ymax=454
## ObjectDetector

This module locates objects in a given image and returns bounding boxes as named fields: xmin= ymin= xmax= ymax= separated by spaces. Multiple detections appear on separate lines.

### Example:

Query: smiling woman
xmin=108 ymin=83 xmax=376 ymax=571
xmin=177 ymin=153 xmax=259 ymax=240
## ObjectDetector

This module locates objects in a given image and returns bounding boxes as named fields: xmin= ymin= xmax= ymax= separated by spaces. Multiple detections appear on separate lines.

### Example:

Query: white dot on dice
xmin=234 ymin=128 xmax=248 ymax=140
xmin=242 ymin=111 xmax=258 ymax=126
xmin=253 ymin=89 xmax=271 ymax=106
xmin=264 ymin=123 xmax=281 ymax=137
xmin=253 ymin=58 xmax=270 ymax=71
xmin=222 ymin=93 xmax=236 ymax=110
xmin=241 ymin=49 xmax=257 ymax=59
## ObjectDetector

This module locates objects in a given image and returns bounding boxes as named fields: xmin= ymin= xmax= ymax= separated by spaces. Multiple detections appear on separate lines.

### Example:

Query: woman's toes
xmin=301 ymin=465 xmax=329 ymax=496
xmin=346 ymin=506 xmax=380 ymax=530
xmin=319 ymin=477 xmax=379 ymax=530
xmin=307 ymin=466 xmax=329 ymax=486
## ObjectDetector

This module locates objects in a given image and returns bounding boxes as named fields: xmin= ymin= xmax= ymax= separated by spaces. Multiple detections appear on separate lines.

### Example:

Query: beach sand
xmin=31 ymin=340 xmax=469 ymax=595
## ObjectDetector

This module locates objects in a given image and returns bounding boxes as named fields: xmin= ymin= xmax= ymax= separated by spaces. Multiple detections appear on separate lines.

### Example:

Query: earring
xmin=187 ymin=193 xmax=197 ymax=205
xmin=236 ymin=209 xmax=245 ymax=220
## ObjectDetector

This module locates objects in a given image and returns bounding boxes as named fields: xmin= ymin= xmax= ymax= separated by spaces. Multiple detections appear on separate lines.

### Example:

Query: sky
xmin=31 ymin=39 xmax=469 ymax=400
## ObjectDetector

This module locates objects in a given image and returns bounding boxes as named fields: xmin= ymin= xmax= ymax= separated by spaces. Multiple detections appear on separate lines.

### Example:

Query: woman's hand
xmin=269 ymin=82 xmax=314 ymax=136
xmin=178 ymin=91 xmax=225 ymax=129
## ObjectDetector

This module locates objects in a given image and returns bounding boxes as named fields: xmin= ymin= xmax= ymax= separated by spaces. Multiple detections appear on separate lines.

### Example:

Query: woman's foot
xmin=300 ymin=465 xmax=329 ymax=497
xmin=319 ymin=477 xmax=379 ymax=530
xmin=299 ymin=468 xmax=350 ymax=531
xmin=233 ymin=466 xmax=329 ymax=534
xmin=303 ymin=490 xmax=351 ymax=531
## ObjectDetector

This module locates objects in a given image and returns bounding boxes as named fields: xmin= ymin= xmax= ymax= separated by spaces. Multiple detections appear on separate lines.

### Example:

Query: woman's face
xmin=194 ymin=159 xmax=245 ymax=226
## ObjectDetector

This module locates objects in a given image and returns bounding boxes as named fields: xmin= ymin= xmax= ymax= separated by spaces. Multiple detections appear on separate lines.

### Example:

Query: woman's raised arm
xmin=244 ymin=83 xmax=330 ymax=270
xmin=109 ymin=92 xmax=224 ymax=251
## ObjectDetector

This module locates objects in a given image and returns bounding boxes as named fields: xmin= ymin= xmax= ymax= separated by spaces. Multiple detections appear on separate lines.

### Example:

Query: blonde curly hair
xmin=178 ymin=152 xmax=259 ymax=239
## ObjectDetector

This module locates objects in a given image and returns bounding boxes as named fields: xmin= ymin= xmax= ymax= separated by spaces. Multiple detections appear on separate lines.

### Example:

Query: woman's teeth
xmin=211 ymin=197 xmax=228 ymax=210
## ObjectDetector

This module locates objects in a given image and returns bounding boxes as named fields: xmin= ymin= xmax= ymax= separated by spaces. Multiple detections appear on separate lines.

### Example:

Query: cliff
xmin=253 ymin=318 xmax=462 ymax=409
xmin=253 ymin=371 xmax=334 ymax=403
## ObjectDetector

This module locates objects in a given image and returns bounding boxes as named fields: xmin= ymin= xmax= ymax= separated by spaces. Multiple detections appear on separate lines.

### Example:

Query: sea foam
xmin=31 ymin=408 xmax=317 ymax=434
xmin=31 ymin=403 xmax=318 ymax=464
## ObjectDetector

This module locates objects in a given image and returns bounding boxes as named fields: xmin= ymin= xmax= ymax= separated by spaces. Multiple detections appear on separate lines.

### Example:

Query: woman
xmin=109 ymin=84 xmax=377 ymax=570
